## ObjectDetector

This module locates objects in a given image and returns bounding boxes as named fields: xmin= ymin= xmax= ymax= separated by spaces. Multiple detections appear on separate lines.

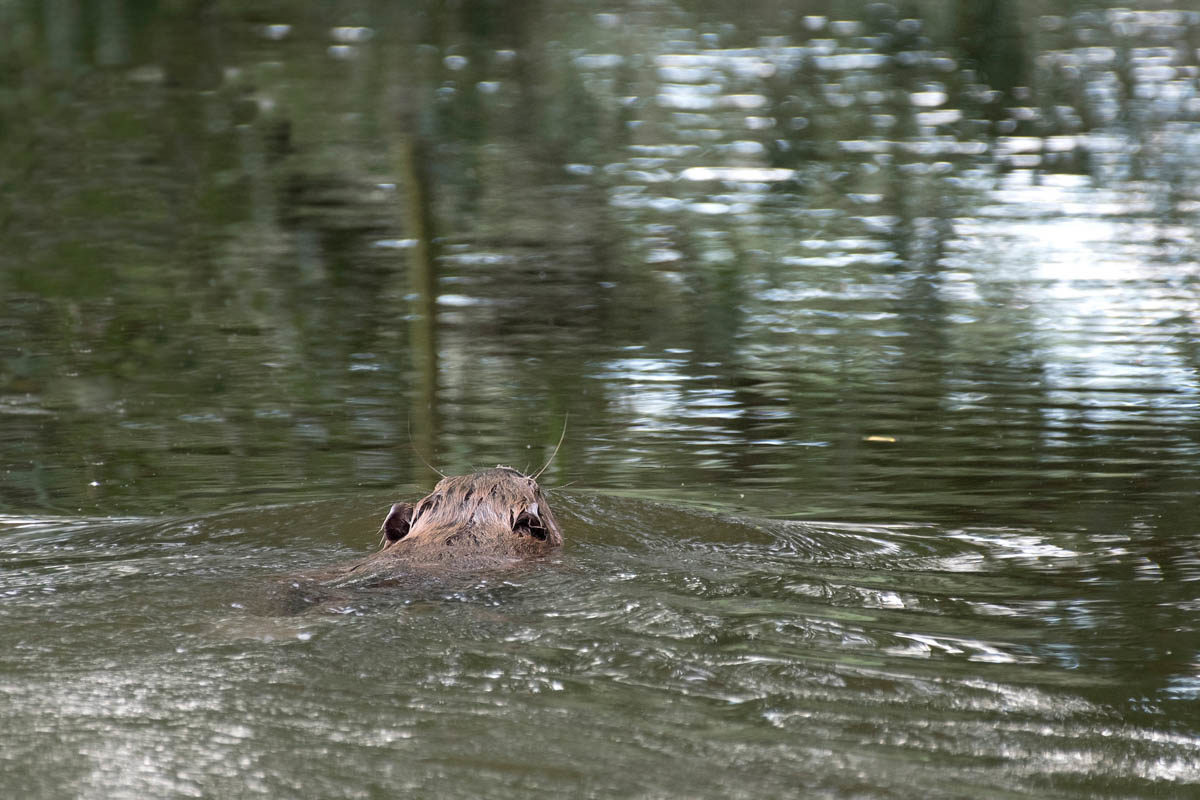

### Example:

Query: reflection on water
xmin=2 ymin=2 xmax=1200 ymax=798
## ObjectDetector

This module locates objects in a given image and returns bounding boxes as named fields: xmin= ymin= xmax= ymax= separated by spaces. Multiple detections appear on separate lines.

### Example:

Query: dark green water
xmin=3 ymin=1 xmax=1200 ymax=797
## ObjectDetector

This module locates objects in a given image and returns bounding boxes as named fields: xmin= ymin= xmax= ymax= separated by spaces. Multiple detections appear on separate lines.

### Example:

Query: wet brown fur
xmin=307 ymin=466 xmax=563 ymax=591
xmin=378 ymin=466 xmax=562 ymax=560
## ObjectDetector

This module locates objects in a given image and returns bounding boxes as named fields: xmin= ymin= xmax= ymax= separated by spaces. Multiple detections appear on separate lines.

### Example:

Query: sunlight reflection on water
xmin=4 ymin=2 xmax=1200 ymax=797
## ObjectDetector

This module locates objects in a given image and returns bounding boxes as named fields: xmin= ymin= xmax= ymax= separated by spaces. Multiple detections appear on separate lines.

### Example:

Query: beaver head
xmin=375 ymin=466 xmax=563 ymax=562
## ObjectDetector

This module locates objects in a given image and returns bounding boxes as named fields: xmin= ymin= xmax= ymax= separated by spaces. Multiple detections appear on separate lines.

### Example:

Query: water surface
xmin=2 ymin=2 xmax=1199 ymax=797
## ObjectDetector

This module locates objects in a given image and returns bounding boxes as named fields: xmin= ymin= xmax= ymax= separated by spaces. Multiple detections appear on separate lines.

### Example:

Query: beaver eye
xmin=513 ymin=510 xmax=548 ymax=541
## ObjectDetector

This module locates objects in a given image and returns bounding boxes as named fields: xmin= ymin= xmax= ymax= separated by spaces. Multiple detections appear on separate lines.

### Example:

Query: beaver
xmin=374 ymin=465 xmax=562 ymax=560
xmin=291 ymin=466 xmax=564 ymax=598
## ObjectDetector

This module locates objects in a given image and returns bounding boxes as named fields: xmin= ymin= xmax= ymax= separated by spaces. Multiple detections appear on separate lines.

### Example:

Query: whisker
xmin=408 ymin=417 xmax=446 ymax=478
xmin=533 ymin=413 xmax=568 ymax=481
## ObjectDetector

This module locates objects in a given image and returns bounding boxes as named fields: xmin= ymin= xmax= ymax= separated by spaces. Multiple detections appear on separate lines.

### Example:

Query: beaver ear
xmin=513 ymin=503 xmax=548 ymax=541
xmin=380 ymin=502 xmax=414 ymax=546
